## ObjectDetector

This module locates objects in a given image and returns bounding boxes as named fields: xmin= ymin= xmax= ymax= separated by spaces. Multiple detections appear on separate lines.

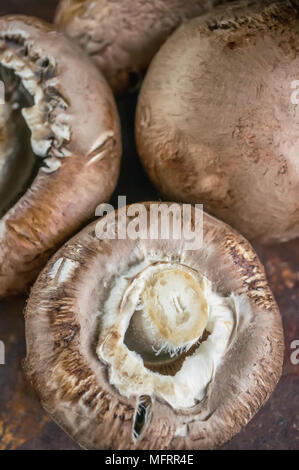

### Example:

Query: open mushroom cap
xmin=55 ymin=0 xmax=234 ymax=94
xmin=136 ymin=0 xmax=299 ymax=244
xmin=25 ymin=203 xmax=284 ymax=450
xmin=0 ymin=15 xmax=122 ymax=297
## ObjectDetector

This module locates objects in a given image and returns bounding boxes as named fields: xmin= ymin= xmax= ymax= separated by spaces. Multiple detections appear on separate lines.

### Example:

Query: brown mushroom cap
xmin=25 ymin=203 xmax=284 ymax=450
xmin=55 ymin=0 xmax=234 ymax=94
xmin=136 ymin=0 xmax=299 ymax=244
xmin=0 ymin=16 xmax=122 ymax=297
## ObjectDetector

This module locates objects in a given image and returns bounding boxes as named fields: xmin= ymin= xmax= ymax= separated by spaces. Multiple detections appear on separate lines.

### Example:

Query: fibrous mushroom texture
xmin=25 ymin=203 xmax=284 ymax=450
xmin=136 ymin=0 xmax=299 ymax=244
xmin=0 ymin=16 xmax=121 ymax=297
xmin=55 ymin=0 xmax=234 ymax=94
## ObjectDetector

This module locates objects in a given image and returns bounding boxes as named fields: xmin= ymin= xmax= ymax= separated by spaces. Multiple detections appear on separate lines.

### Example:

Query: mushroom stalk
xmin=124 ymin=265 xmax=209 ymax=357
xmin=97 ymin=258 xmax=236 ymax=410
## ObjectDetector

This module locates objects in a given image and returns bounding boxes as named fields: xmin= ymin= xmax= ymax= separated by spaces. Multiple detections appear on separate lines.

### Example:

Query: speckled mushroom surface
xmin=0 ymin=15 xmax=122 ymax=297
xmin=25 ymin=203 xmax=284 ymax=450
xmin=55 ymin=0 xmax=234 ymax=94
xmin=136 ymin=0 xmax=299 ymax=244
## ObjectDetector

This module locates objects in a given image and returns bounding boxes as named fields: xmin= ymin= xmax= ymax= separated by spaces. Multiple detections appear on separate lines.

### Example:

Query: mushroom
xmin=55 ymin=0 xmax=234 ymax=94
xmin=24 ymin=202 xmax=284 ymax=450
xmin=0 ymin=16 xmax=121 ymax=297
xmin=136 ymin=0 xmax=299 ymax=244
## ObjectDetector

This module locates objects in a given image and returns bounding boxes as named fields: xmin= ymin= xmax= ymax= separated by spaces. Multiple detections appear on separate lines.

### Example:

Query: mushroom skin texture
xmin=136 ymin=0 xmax=299 ymax=244
xmin=0 ymin=16 xmax=121 ymax=297
xmin=25 ymin=203 xmax=284 ymax=450
xmin=55 ymin=0 xmax=234 ymax=94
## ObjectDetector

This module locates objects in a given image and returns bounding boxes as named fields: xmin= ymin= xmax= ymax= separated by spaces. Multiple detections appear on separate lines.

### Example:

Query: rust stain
xmin=0 ymin=379 xmax=50 ymax=450
xmin=266 ymin=257 xmax=299 ymax=294
xmin=0 ymin=0 xmax=298 ymax=449
xmin=0 ymin=295 xmax=50 ymax=450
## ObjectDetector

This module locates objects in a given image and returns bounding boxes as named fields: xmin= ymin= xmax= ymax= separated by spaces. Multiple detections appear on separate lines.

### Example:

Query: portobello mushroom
xmin=136 ymin=0 xmax=299 ymax=244
xmin=25 ymin=203 xmax=284 ymax=449
xmin=55 ymin=0 xmax=234 ymax=94
xmin=0 ymin=16 xmax=121 ymax=297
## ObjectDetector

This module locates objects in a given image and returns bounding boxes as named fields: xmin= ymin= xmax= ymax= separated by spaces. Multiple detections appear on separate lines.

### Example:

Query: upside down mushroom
xmin=0 ymin=16 xmax=121 ymax=297
xmin=136 ymin=0 xmax=299 ymax=244
xmin=55 ymin=0 xmax=234 ymax=94
xmin=25 ymin=203 xmax=284 ymax=450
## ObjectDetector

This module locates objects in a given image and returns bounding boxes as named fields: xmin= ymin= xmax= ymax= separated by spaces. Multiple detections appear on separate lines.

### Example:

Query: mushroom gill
xmin=24 ymin=203 xmax=284 ymax=450
xmin=0 ymin=16 xmax=121 ymax=297
xmin=0 ymin=29 xmax=70 ymax=218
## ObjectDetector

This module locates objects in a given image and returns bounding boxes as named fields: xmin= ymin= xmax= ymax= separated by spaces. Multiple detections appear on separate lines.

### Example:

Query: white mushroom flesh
xmin=97 ymin=256 xmax=241 ymax=410
xmin=0 ymin=37 xmax=72 ymax=179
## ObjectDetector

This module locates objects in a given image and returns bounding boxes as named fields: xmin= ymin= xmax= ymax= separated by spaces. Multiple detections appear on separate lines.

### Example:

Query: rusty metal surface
xmin=0 ymin=0 xmax=298 ymax=451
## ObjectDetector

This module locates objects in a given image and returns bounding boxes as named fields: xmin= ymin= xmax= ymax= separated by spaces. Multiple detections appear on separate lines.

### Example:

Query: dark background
xmin=0 ymin=0 xmax=298 ymax=451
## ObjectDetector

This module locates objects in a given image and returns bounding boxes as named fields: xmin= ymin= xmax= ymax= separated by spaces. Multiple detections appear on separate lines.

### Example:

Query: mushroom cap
xmin=55 ymin=0 xmax=233 ymax=94
xmin=0 ymin=15 xmax=122 ymax=297
xmin=136 ymin=0 xmax=299 ymax=244
xmin=25 ymin=203 xmax=284 ymax=450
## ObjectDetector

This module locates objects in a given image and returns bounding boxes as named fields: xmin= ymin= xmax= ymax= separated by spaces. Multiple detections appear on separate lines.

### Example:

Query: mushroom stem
xmin=97 ymin=256 xmax=236 ymax=410
xmin=128 ymin=266 xmax=208 ymax=357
